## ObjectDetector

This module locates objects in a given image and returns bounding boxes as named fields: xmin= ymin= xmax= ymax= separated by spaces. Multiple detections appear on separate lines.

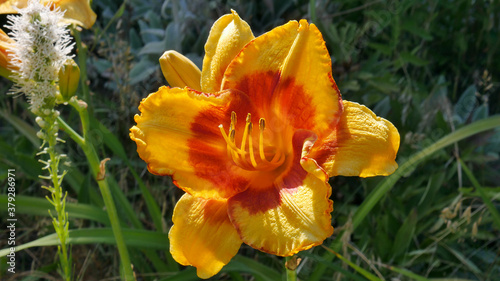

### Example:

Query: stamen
xmin=258 ymin=118 xmax=266 ymax=162
xmin=219 ymin=112 xmax=285 ymax=171
xmin=231 ymin=111 xmax=237 ymax=127
xmin=240 ymin=113 xmax=251 ymax=152
xmin=219 ymin=124 xmax=244 ymax=154
xmin=247 ymin=123 xmax=258 ymax=168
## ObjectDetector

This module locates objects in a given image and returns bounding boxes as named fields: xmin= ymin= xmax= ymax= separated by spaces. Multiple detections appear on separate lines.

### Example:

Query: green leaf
xmin=399 ymin=51 xmax=429 ymax=67
xmin=302 ymin=252 xmax=367 ymax=281
xmin=138 ymin=39 xmax=167 ymax=56
xmin=401 ymin=20 xmax=433 ymax=40
xmin=129 ymin=58 xmax=156 ymax=85
xmin=157 ymin=268 xmax=198 ymax=281
xmin=454 ymin=85 xmax=477 ymax=124
xmin=223 ymin=256 xmax=282 ymax=281
xmin=0 ymin=109 xmax=40 ymax=147
xmin=367 ymin=42 xmax=392 ymax=55
xmin=385 ymin=265 xmax=431 ymax=281
xmin=0 ymin=228 xmax=169 ymax=257
xmin=441 ymin=244 xmax=481 ymax=274
xmin=392 ymin=209 xmax=418 ymax=258
xmin=322 ymin=248 xmax=382 ymax=281
xmin=89 ymin=117 xmax=164 ymax=232
xmin=0 ymin=195 xmax=110 ymax=225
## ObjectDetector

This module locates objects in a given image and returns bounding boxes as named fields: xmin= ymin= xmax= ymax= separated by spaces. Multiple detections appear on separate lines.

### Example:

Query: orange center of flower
xmin=219 ymin=111 xmax=285 ymax=171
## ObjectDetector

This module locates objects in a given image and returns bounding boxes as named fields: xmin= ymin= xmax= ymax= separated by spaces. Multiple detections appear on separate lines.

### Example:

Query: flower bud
xmin=159 ymin=50 xmax=201 ymax=91
xmin=58 ymin=59 xmax=80 ymax=101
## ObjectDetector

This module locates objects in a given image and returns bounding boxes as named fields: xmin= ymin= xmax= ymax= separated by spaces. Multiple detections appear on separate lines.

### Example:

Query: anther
xmin=231 ymin=111 xmax=237 ymax=125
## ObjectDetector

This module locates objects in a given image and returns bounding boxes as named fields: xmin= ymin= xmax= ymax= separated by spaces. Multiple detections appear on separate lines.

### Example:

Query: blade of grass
xmin=0 ymin=195 xmax=110 ymax=225
xmin=157 ymin=268 xmax=198 ymax=281
xmin=310 ymin=115 xmax=500 ymax=281
xmin=440 ymin=243 xmax=481 ymax=275
xmin=89 ymin=116 xmax=164 ymax=232
xmin=459 ymin=158 xmax=500 ymax=230
xmin=383 ymin=265 xmax=431 ymax=281
xmin=301 ymin=252 xmax=367 ymax=281
xmin=321 ymin=246 xmax=383 ymax=281
xmin=223 ymin=255 xmax=282 ymax=281
xmin=0 ymin=109 xmax=40 ymax=147
xmin=391 ymin=209 xmax=418 ymax=259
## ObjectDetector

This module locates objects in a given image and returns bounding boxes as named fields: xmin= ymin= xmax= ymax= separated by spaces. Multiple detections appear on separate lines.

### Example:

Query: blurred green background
xmin=1 ymin=0 xmax=499 ymax=280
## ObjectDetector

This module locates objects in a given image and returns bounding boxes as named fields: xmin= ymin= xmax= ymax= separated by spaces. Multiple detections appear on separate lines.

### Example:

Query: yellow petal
xmin=130 ymin=86 xmax=254 ymax=199
xmin=0 ymin=0 xmax=27 ymax=13
xmin=159 ymin=50 xmax=201 ymax=91
xmin=169 ymin=194 xmax=242 ymax=279
xmin=311 ymin=101 xmax=400 ymax=177
xmin=201 ymin=10 xmax=254 ymax=92
xmin=222 ymin=20 xmax=342 ymax=139
xmin=0 ymin=28 xmax=15 ymax=71
xmin=228 ymin=130 xmax=333 ymax=256
xmin=45 ymin=0 xmax=96 ymax=29
xmin=0 ymin=0 xmax=96 ymax=29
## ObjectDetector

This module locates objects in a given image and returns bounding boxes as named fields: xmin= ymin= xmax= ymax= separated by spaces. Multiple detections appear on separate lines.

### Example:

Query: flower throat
xmin=219 ymin=111 xmax=285 ymax=171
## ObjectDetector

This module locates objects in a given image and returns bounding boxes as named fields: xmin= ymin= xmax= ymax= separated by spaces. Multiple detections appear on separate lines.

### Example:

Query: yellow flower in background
xmin=0 ymin=0 xmax=96 ymax=29
xmin=0 ymin=28 xmax=16 ymax=74
xmin=130 ymin=10 xmax=400 ymax=279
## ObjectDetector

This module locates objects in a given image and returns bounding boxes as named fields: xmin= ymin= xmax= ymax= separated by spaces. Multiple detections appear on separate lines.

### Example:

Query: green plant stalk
xmin=72 ymin=28 xmax=91 ymax=112
xmin=459 ymin=158 xmax=500 ymax=230
xmin=65 ymin=98 xmax=134 ymax=280
xmin=321 ymin=246 xmax=382 ymax=281
xmin=71 ymin=28 xmax=133 ymax=278
xmin=309 ymin=115 xmax=500 ymax=281
xmin=285 ymin=256 xmax=297 ymax=281
xmin=41 ymin=111 xmax=71 ymax=280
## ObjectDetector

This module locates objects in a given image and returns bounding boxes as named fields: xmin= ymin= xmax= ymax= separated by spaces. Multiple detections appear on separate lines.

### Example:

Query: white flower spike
xmin=5 ymin=0 xmax=74 ymax=113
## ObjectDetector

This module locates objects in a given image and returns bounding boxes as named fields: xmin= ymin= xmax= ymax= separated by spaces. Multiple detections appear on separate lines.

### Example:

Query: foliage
xmin=1 ymin=0 xmax=499 ymax=280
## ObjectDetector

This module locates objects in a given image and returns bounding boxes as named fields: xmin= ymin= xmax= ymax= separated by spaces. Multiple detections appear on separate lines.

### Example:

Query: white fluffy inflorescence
xmin=6 ymin=0 xmax=74 ymax=113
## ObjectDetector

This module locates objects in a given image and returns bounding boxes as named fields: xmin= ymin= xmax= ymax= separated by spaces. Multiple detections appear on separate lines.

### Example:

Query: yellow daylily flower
xmin=130 ymin=11 xmax=400 ymax=279
xmin=0 ymin=28 xmax=16 ymax=74
xmin=0 ymin=0 xmax=96 ymax=29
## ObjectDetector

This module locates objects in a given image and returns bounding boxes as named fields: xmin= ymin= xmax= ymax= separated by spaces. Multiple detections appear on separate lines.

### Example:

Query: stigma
xmin=219 ymin=111 xmax=285 ymax=171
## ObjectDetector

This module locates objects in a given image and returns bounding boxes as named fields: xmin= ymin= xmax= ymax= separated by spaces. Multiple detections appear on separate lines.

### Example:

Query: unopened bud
xmin=36 ymin=131 xmax=45 ymax=139
xmin=472 ymin=222 xmax=478 ymax=238
xmin=58 ymin=59 xmax=80 ymax=101
xmin=35 ymin=116 xmax=46 ymax=128
xmin=463 ymin=206 xmax=472 ymax=224
xmin=159 ymin=50 xmax=201 ymax=91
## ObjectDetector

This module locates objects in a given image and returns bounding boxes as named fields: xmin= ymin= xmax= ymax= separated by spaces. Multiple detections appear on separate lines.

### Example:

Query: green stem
xmin=285 ymin=256 xmax=297 ymax=281
xmin=57 ymin=117 xmax=84 ymax=147
xmin=67 ymin=98 xmax=135 ymax=280
xmin=41 ymin=110 xmax=71 ymax=280
xmin=72 ymin=28 xmax=91 ymax=114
